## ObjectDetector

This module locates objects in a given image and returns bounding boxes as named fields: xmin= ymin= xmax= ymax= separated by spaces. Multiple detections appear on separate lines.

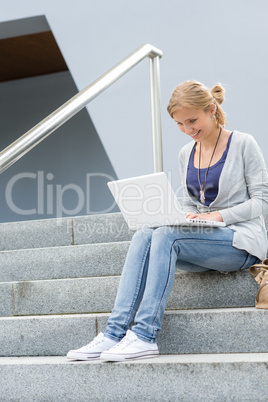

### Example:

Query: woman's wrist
xmin=211 ymin=211 xmax=223 ymax=222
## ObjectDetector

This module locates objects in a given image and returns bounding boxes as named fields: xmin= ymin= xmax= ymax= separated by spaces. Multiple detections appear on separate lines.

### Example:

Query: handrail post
xmin=150 ymin=56 xmax=163 ymax=173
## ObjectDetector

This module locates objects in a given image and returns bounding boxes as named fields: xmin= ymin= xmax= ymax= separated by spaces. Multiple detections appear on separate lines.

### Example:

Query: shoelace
xmin=85 ymin=333 xmax=103 ymax=349
xmin=111 ymin=335 xmax=134 ymax=350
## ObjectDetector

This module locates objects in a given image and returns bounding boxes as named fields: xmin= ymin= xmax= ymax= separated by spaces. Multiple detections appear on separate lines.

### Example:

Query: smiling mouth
xmin=191 ymin=130 xmax=201 ymax=138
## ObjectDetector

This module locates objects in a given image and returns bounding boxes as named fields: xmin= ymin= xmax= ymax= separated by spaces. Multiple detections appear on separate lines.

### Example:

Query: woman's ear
xmin=209 ymin=103 xmax=217 ymax=118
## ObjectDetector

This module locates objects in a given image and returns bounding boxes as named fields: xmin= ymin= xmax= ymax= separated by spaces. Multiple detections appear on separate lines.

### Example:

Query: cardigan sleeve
xmin=219 ymin=135 xmax=268 ymax=225
xmin=178 ymin=146 xmax=199 ymax=213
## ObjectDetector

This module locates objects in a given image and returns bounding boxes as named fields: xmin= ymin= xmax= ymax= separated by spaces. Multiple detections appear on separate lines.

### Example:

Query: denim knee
xmin=152 ymin=226 xmax=172 ymax=237
xmin=132 ymin=227 xmax=154 ymax=242
xmin=152 ymin=226 xmax=180 ymax=243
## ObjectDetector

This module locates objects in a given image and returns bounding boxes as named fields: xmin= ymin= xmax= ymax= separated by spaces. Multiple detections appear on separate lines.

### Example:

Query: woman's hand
xmin=185 ymin=211 xmax=223 ymax=222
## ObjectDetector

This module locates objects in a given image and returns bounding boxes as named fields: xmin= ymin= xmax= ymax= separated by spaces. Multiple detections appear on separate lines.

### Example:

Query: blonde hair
xmin=167 ymin=81 xmax=226 ymax=127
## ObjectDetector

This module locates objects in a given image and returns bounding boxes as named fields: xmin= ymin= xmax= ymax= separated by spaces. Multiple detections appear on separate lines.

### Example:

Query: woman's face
xmin=172 ymin=106 xmax=216 ymax=142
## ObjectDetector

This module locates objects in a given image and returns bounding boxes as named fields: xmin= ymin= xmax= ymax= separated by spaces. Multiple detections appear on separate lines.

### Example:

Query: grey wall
xmin=1 ymin=0 xmax=268 ymax=221
xmin=0 ymin=72 xmax=118 ymax=222
xmin=0 ymin=15 xmax=50 ymax=38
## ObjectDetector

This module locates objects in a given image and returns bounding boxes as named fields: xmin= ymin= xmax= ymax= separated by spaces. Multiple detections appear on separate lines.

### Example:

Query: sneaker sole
xmin=66 ymin=351 xmax=101 ymax=361
xmin=100 ymin=350 xmax=159 ymax=362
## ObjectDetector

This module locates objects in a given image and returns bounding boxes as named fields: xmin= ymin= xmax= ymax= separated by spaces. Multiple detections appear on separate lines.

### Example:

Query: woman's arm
xmin=218 ymin=135 xmax=268 ymax=225
xmin=186 ymin=211 xmax=223 ymax=222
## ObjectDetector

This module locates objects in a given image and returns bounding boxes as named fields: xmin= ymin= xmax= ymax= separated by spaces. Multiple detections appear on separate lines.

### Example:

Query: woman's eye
xmin=190 ymin=119 xmax=197 ymax=123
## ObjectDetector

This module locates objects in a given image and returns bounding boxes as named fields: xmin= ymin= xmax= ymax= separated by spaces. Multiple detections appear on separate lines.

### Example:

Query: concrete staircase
xmin=0 ymin=212 xmax=268 ymax=401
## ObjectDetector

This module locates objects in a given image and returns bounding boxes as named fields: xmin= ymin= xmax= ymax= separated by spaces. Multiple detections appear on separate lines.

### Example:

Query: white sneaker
xmin=67 ymin=332 xmax=118 ymax=361
xmin=100 ymin=330 xmax=159 ymax=362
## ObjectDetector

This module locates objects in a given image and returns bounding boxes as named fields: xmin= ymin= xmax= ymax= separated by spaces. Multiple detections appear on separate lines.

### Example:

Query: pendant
xmin=200 ymin=190 xmax=205 ymax=204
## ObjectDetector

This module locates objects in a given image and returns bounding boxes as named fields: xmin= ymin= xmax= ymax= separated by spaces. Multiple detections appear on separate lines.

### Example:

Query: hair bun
xmin=211 ymin=84 xmax=225 ymax=105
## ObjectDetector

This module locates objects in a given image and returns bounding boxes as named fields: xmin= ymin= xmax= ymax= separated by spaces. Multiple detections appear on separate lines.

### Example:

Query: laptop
xmin=107 ymin=172 xmax=226 ymax=230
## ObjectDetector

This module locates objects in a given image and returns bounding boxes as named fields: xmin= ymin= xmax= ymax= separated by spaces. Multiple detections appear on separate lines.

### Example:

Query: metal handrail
xmin=0 ymin=43 xmax=163 ymax=174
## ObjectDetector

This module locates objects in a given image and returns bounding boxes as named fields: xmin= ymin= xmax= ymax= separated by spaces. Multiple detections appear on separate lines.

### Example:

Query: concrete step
xmin=0 ymin=213 xmax=133 ymax=251
xmin=0 ymin=216 xmax=73 ymax=251
xmin=0 ymin=241 xmax=130 ymax=282
xmin=0 ymin=270 xmax=259 ymax=317
xmin=0 ymin=308 xmax=267 ymax=357
xmin=0 ymin=354 xmax=268 ymax=401
xmin=73 ymin=213 xmax=133 ymax=245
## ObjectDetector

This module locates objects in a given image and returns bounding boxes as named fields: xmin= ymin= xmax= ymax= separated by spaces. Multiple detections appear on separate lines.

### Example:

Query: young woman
xmin=67 ymin=81 xmax=268 ymax=362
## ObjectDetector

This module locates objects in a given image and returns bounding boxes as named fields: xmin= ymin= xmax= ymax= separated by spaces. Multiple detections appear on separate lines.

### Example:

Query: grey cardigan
xmin=178 ymin=130 xmax=268 ymax=260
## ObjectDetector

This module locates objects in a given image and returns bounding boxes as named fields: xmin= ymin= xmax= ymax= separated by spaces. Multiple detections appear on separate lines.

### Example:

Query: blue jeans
xmin=104 ymin=226 xmax=258 ymax=344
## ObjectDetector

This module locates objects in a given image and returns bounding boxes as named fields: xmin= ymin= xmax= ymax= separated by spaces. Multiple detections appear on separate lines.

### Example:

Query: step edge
xmin=0 ymin=307 xmax=262 ymax=321
xmin=0 ymin=240 xmax=131 ymax=255
xmin=0 ymin=212 xmax=123 ymax=229
xmin=1 ymin=352 xmax=268 ymax=365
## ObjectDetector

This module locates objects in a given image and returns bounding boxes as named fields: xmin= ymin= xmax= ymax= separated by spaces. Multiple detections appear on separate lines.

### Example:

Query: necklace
xmin=198 ymin=127 xmax=222 ymax=204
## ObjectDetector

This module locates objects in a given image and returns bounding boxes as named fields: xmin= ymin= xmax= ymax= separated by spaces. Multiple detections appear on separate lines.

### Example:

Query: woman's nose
xmin=185 ymin=127 xmax=193 ymax=135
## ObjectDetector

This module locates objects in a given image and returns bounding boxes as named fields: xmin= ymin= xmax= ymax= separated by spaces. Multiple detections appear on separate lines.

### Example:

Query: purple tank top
xmin=186 ymin=133 xmax=233 ymax=206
